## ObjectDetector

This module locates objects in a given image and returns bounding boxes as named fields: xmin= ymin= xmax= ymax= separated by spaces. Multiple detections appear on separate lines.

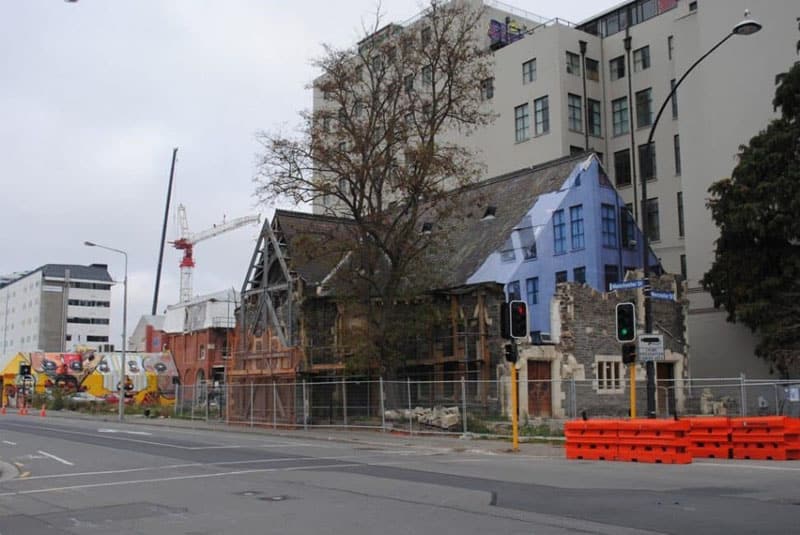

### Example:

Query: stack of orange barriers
xmin=730 ymin=416 xmax=800 ymax=460
xmin=687 ymin=417 xmax=732 ymax=459
xmin=564 ymin=419 xmax=692 ymax=463
xmin=616 ymin=420 xmax=692 ymax=464
xmin=564 ymin=420 xmax=618 ymax=461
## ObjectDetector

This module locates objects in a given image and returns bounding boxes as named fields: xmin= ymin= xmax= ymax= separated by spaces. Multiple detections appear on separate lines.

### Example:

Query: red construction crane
xmin=171 ymin=204 xmax=260 ymax=302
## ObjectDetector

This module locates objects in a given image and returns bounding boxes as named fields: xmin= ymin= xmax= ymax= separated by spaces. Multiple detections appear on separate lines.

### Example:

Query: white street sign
xmin=638 ymin=334 xmax=665 ymax=362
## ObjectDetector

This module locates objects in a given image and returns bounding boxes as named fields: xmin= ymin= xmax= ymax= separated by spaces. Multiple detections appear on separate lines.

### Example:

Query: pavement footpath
xmin=7 ymin=407 xmax=565 ymax=458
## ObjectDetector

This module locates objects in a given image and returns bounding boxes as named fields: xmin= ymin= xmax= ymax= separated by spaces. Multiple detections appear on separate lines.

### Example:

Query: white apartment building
xmin=0 ymin=264 xmax=113 ymax=359
xmin=312 ymin=0 xmax=799 ymax=378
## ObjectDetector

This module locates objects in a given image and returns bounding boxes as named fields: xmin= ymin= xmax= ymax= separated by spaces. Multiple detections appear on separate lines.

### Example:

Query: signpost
xmin=637 ymin=334 xmax=665 ymax=362
xmin=650 ymin=290 xmax=675 ymax=301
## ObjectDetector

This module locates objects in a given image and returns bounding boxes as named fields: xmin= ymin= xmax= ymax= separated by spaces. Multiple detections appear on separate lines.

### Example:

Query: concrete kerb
xmin=34 ymin=409 xmax=564 ymax=457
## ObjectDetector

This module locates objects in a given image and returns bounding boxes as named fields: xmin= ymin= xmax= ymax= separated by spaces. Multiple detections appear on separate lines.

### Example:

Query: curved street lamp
xmin=639 ymin=15 xmax=762 ymax=418
xmin=84 ymin=241 xmax=128 ymax=422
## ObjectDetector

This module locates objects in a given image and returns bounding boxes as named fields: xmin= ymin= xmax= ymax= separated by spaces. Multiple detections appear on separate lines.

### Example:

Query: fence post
xmin=303 ymin=380 xmax=309 ymax=431
xmin=205 ymin=382 xmax=209 ymax=422
xmin=571 ymin=377 xmax=577 ymax=419
xmin=272 ymin=381 xmax=277 ymax=430
xmin=461 ymin=376 xmax=467 ymax=436
xmin=380 ymin=377 xmax=386 ymax=433
xmin=249 ymin=382 xmax=254 ymax=428
xmin=225 ymin=384 xmax=229 ymax=426
xmin=407 ymin=377 xmax=413 ymax=436
xmin=774 ymin=383 xmax=780 ymax=416
xmin=174 ymin=384 xmax=180 ymax=417
xmin=190 ymin=384 xmax=195 ymax=421
xmin=342 ymin=378 xmax=348 ymax=429
xmin=739 ymin=373 xmax=747 ymax=417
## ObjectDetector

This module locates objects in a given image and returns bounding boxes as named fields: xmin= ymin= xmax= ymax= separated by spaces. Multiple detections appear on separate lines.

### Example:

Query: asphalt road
xmin=0 ymin=413 xmax=799 ymax=534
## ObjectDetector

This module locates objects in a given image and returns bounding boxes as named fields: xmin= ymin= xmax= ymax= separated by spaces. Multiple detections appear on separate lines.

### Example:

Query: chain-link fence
xmin=167 ymin=376 xmax=800 ymax=438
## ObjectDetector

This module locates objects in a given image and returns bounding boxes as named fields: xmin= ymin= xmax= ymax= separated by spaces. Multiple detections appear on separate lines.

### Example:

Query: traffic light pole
xmin=510 ymin=343 xmax=519 ymax=452
xmin=630 ymin=363 xmax=636 ymax=418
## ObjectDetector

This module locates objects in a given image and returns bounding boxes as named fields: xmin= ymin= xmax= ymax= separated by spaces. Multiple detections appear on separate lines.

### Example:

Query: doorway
xmin=527 ymin=360 xmax=552 ymax=418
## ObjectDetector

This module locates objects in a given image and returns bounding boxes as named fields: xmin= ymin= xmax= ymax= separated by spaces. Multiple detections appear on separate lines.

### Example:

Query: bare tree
xmin=254 ymin=0 xmax=494 ymax=373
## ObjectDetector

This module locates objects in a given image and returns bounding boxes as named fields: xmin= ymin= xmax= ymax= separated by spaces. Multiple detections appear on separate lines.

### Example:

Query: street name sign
xmin=650 ymin=291 xmax=675 ymax=301
xmin=609 ymin=280 xmax=646 ymax=291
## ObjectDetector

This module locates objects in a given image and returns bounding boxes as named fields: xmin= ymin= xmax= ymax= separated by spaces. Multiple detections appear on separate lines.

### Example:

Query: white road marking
xmin=97 ymin=428 xmax=153 ymax=436
xmin=37 ymin=450 xmax=74 ymax=466
xmin=2 ymin=440 xmax=17 ymax=445
xmin=696 ymin=461 xmax=800 ymax=472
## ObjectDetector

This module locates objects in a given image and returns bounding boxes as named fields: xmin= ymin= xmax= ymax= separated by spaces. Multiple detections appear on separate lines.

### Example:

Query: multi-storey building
xmin=0 ymin=264 xmax=113 ymax=359
xmin=312 ymin=0 xmax=799 ymax=378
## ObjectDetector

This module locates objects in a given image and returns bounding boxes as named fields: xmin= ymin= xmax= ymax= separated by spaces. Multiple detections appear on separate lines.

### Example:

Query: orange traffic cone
xmin=40 ymin=405 xmax=46 ymax=417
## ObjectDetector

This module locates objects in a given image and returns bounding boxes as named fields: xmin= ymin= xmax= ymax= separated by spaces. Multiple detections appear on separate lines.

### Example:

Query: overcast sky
xmin=0 ymin=0 xmax=616 ymax=348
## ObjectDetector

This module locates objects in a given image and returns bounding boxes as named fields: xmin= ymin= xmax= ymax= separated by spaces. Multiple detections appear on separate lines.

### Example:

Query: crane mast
xmin=171 ymin=204 xmax=260 ymax=302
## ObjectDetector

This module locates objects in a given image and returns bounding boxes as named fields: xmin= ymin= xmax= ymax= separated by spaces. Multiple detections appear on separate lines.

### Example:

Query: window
xmin=86 ymin=335 xmax=108 ymax=343
xmin=680 ymin=254 xmax=687 ymax=280
xmin=633 ymin=45 xmax=650 ymax=72
xmin=421 ymin=26 xmax=432 ymax=44
xmin=604 ymin=265 xmax=620 ymax=291
xmin=518 ymin=218 xmax=537 ymax=259
xmin=570 ymin=205 xmax=585 ymax=250
xmin=614 ymin=149 xmax=631 ymax=186
xmin=646 ymin=197 xmax=660 ymax=242
xmin=555 ymin=271 xmax=568 ymax=284
xmin=636 ymin=88 xmax=652 ymax=128
xmin=514 ymin=103 xmax=530 ymax=142
xmin=668 ymin=35 xmax=674 ymax=60
xmin=609 ymin=55 xmax=625 ymax=81
xmin=422 ymin=65 xmax=432 ymax=86
xmin=500 ymin=236 xmax=516 ymax=262
xmin=585 ymin=58 xmax=599 ymax=81
xmin=612 ymin=97 xmax=629 ymax=136
xmin=601 ymin=204 xmax=617 ymax=248
xmin=480 ymin=77 xmax=494 ymax=100
xmin=522 ymin=58 xmax=536 ymax=84
xmin=568 ymin=94 xmax=582 ymax=132
xmin=639 ymin=143 xmax=656 ymax=180
xmin=553 ymin=209 xmax=566 ymax=254
xmin=677 ymin=192 xmax=685 ymax=238
xmin=566 ymin=51 xmax=581 ymax=75
xmin=621 ymin=205 xmax=636 ymax=248
xmin=573 ymin=266 xmax=586 ymax=284
xmin=534 ymin=96 xmax=549 ymax=135
xmin=689 ymin=1 xmax=697 ymax=11
xmin=597 ymin=358 xmax=623 ymax=392
xmin=404 ymin=74 xmax=415 ymax=94
xmin=526 ymin=277 xmax=539 ymax=305
xmin=671 ymin=79 xmax=678 ymax=118
xmin=588 ymin=99 xmax=602 ymax=137
xmin=674 ymin=135 xmax=681 ymax=175
xmin=507 ymin=281 xmax=521 ymax=301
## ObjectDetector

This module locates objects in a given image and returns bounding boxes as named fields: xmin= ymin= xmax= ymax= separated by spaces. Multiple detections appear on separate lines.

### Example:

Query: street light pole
xmin=639 ymin=15 xmax=762 ymax=418
xmin=84 ymin=241 xmax=128 ymax=422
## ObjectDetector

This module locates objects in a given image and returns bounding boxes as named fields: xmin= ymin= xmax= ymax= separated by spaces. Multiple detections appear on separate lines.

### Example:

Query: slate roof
xmin=269 ymin=152 xmax=588 ymax=294
xmin=41 ymin=264 xmax=113 ymax=282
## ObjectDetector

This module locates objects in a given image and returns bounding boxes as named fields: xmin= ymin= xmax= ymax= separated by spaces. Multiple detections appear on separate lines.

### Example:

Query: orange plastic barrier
xmin=730 ymin=416 xmax=800 ymax=461
xmin=564 ymin=420 xmax=619 ymax=461
xmin=616 ymin=420 xmax=692 ymax=464
xmin=687 ymin=417 xmax=732 ymax=459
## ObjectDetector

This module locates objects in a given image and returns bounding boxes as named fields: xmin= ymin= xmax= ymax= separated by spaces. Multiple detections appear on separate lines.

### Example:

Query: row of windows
xmin=69 ymin=282 xmax=111 ymax=290
xmin=507 ymin=262 xmax=631 ymax=305
xmin=68 ymin=299 xmax=111 ymax=307
xmin=514 ymin=96 xmax=549 ymax=142
xmin=612 ymin=136 xmax=682 ymax=187
xmin=66 ymin=317 xmax=110 ymax=325
xmin=581 ymin=0 xmax=677 ymax=38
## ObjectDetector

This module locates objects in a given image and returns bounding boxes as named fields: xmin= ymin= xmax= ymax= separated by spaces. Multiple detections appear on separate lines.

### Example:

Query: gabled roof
xmin=272 ymin=209 xmax=355 ymax=286
xmin=271 ymin=153 xmax=589 ymax=295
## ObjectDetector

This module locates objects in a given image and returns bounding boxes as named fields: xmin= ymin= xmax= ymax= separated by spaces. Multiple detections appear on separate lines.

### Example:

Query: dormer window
xmin=421 ymin=222 xmax=433 ymax=234
xmin=482 ymin=206 xmax=497 ymax=220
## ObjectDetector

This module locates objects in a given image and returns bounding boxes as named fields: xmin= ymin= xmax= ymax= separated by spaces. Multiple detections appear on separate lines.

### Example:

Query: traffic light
xmin=500 ymin=302 xmax=510 ymax=339
xmin=621 ymin=342 xmax=637 ymax=364
xmin=615 ymin=302 xmax=636 ymax=342
xmin=509 ymin=300 xmax=528 ymax=339
xmin=504 ymin=343 xmax=517 ymax=363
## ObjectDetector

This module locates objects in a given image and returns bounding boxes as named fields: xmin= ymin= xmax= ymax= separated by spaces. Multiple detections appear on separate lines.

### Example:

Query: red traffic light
xmin=509 ymin=300 xmax=528 ymax=339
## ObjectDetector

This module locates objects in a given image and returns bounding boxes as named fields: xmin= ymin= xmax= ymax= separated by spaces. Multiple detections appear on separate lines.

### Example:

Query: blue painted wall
xmin=468 ymin=155 xmax=657 ymax=336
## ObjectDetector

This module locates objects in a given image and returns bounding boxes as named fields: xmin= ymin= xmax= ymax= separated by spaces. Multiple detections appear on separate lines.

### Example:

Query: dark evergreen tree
xmin=703 ymin=63 xmax=800 ymax=375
